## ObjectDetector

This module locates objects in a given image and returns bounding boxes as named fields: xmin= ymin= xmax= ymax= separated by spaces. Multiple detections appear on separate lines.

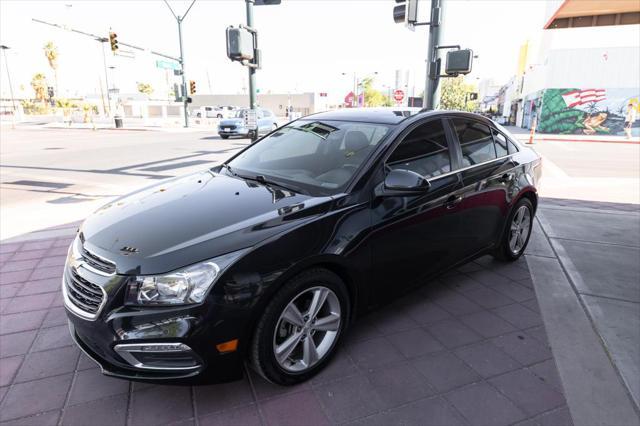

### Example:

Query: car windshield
xmin=225 ymin=119 xmax=392 ymax=195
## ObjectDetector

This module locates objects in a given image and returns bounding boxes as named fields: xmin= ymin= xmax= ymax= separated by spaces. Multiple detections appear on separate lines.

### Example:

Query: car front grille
xmin=222 ymin=125 xmax=237 ymax=130
xmin=81 ymin=246 xmax=116 ymax=275
xmin=64 ymin=267 xmax=106 ymax=317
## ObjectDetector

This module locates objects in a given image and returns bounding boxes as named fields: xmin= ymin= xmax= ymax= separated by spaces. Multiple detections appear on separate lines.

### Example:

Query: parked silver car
xmin=218 ymin=108 xmax=278 ymax=139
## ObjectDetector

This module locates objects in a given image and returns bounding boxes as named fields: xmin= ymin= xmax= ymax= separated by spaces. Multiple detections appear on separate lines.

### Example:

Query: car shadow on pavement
xmin=0 ymin=219 xmax=575 ymax=426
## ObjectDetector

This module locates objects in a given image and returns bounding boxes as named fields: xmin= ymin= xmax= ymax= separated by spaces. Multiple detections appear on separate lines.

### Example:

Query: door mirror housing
xmin=377 ymin=169 xmax=431 ymax=196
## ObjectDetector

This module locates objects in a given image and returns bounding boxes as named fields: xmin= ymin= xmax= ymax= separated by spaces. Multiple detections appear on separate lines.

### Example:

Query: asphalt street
xmin=1 ymin=124 xmax=639 ymax=425
xmin=2 ymin=125 xmax=639 ymax=240
xmin=0 ymin=126 xmax=249 ymax=239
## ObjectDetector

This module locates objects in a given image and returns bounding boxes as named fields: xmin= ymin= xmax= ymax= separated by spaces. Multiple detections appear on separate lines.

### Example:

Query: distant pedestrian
xmin=624 ymin=102 xmax=637 ymax=139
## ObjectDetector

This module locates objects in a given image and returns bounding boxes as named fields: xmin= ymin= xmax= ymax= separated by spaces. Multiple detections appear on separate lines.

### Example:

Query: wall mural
xmin=537 ymin=88 xmax=640 ymax=135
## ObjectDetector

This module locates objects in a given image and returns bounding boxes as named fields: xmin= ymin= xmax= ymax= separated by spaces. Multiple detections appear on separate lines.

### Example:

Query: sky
xmin=0 ymin=0 xmax=548 ymax=104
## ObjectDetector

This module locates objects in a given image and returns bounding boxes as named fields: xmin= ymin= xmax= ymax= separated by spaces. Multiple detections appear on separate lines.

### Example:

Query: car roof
xmin=302 ymin=108 xmax=496 ymax=126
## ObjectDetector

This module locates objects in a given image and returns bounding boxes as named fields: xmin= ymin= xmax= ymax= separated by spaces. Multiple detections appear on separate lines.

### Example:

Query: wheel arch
xmin=518 ymin=189 xmax=538 ymax=214
xmin=242 ymin=255 xmax=361 ymax=357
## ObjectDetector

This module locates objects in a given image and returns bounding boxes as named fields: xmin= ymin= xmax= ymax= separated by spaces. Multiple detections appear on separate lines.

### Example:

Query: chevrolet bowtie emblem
xmin=120 ymin=246 xmax=139 ymax=254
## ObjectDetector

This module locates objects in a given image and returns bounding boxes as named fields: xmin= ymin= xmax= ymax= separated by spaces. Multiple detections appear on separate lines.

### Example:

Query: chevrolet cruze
xmin=63 ymin=109 xmax=541 ymax=385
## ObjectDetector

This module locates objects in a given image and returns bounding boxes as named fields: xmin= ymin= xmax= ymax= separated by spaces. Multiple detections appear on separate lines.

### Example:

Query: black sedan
xmin=63 ymin=109 xmax=541 ymax=385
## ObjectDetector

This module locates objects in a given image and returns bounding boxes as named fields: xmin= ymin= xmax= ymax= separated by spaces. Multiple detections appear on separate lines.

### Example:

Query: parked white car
xmin=193 ymin=106 xmax=236 ymax=119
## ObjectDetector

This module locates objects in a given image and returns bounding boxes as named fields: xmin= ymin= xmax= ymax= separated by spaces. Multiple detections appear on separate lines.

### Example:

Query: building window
xmin=572 ymin=15 xmax=594 ymax=27
xmin=550 ymin=12 xmax=640 ymax=29
xmin=549 ymin=18 xmax=569 ymax=28
xmin=620 ymin=12 xmax=640 ymax=25
xmin=595 ymin=14 xmax=616 ymax=26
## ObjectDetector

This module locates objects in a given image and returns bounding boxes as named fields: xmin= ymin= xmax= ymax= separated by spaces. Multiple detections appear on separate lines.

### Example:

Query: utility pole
xmin=0 ymin=45 xmax=17 ymax=128
xmin=425 ymin=0 xmax=443 ymax=110
xmin=246 ymin=0 xmax=257 ymax=113
xmin=100 ymin=40 xmax=111 ymax=115
xmin=164 ymin=0 xmax=196 ymax=128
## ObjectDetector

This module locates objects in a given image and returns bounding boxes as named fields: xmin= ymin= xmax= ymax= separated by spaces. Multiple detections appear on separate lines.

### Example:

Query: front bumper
xmin=63 ymin=257 xmax=246 ymax=383
xmin=218 ymin=127 xmax=249 ymax=137
xmin=66 ymin=309 xmax=245 ymax=383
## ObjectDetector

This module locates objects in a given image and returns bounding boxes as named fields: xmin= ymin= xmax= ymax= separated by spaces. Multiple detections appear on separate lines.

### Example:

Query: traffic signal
xmin=445 ymin=49 xmax=474 ymax=76
xmin=393 ymin=0 xmax=418 ymax=26
xmin=189 ymin=80 xmax=196 ymax=95
xmin=226 ymin=26 xmax=254 ymax=62
xmin=109 ymin=31 xmax=118 ymax=52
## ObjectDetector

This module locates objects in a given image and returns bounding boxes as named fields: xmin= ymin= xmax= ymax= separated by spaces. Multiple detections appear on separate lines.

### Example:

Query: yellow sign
xmin=517 ymin=40 xmax=529 ymax=76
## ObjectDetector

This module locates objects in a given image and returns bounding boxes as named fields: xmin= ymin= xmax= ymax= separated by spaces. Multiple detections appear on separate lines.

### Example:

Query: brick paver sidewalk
xmin=0 ymin=229 xmax=571 ymax=426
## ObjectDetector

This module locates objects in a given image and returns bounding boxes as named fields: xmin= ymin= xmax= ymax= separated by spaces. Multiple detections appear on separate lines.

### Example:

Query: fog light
xmin=114 ymin=342 xmax=201 ymax=370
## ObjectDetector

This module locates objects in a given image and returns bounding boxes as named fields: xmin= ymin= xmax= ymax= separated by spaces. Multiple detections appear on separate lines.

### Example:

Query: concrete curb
xmin=526 ymin=213 xmax=640 ymax=426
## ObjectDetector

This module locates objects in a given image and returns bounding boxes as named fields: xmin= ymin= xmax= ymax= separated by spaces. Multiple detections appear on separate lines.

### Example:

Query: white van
xmin=193 ymin=106 xmax=236 ymax=119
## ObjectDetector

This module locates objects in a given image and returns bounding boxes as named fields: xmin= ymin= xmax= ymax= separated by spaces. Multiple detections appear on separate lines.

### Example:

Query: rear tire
xmin=249 ymin=268 xmax=350 ymax=385
xmin=494 ymin=198 xmax=534 ymax=261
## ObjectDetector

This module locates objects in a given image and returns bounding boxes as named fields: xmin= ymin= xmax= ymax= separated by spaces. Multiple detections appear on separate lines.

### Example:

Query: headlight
xmin=69 ymin=234 xmax=83 ymax=260
xmin=125 ymin=249 xmax=248 ymax=306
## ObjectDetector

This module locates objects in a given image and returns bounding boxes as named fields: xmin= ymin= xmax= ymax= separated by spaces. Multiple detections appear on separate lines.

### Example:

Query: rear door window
xmin=451 ymin=119 xmax=496 ymax=166
xmin=492 ymin=130 xmax=509 ymax=157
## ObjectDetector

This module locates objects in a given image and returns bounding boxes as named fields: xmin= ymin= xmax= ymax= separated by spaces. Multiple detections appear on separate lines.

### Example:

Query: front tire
xmin=250 ymin=268 xmax=350 ymax=385
xmin=494 ymin=198 xmax=534 ymax=261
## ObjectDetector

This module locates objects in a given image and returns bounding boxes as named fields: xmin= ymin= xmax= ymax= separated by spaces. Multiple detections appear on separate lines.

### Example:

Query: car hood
xmin=80 ymin=170 xmax=332 ymax=275
xmin=219 ymin=118 xmax=243 ymax=126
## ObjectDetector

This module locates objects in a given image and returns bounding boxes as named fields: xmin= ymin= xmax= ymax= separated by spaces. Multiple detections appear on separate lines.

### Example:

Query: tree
xmin=361 ymin=77 xmax=392 ymax=107
xmin=43 ymin=42 xmax=59 ymax=97
xmin=30 ymin=73 xmax=48 ymax=102
xmin=439 ymin=76 xmax=477 ymax=112
xmin=136 ymin=82 xmax=154 ymax=96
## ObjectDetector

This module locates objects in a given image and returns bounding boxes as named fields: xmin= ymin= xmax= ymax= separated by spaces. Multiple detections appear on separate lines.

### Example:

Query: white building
xmin=515 ymin=0 xmax=640 ymax=134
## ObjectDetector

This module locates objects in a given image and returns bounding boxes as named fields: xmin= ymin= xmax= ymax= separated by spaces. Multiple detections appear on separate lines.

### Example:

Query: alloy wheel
xmin=509 ymin=205 xmax=532 ymax=255
xmin=272 ymin=286 xmax=341 ymax=373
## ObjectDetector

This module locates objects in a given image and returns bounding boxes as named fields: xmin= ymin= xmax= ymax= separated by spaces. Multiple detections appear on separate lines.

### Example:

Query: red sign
xmin=393 ymin=89 xmax=405 ymax=102
xmin=344 ymin=91 xmax=355 ymax=106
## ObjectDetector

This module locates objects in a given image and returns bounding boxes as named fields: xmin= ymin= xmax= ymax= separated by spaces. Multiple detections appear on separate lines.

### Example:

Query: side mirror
xmin=378 ymin=169 xmax=430 ymax=196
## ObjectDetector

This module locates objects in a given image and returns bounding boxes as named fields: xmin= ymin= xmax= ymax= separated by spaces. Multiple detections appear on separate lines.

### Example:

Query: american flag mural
xmin=561 ymin=89 xmax=607 ymax=108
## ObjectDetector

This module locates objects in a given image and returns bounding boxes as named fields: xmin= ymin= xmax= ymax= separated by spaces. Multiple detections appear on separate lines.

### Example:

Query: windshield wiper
xmin=236 ymin=173 xmax=304 ymax=195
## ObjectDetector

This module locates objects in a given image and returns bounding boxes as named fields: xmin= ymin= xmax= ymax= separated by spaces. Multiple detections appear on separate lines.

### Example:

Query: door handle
xmin=445 ymin=195 xmax=463 ymax=209
xmin=500 ymin=173 xmax=515 ymax=183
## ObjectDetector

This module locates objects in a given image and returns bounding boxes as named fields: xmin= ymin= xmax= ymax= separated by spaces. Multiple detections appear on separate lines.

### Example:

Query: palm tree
xmin=30 ymin=73 xmax=47 ymax=102
xmin=136 ymin=82 xmax=154 ymax=96
xmin=43 ymin=42 xmax=59 ymax=97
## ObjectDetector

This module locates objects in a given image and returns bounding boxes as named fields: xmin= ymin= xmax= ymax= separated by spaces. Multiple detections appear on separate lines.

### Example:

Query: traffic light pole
xmin=100 ymin=41 xmax=111 ymax=116
xmin=424 ymin=0 xmax=443 ymax=110
xmin=177 ymin=18 xmax=188 ymax=128
xmin=1 ymin=45 xmax=17 ymax=128
xmin=246 ymin=0 xmax=258 ymax=141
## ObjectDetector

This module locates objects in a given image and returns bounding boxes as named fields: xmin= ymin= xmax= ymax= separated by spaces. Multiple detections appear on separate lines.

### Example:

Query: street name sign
xmin=156 ymin=60 xmax=180 ymax=71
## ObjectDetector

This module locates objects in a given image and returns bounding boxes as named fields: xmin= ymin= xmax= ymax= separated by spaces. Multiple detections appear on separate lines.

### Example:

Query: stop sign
xmin=393 ymin=89 xmax=405 ymax=102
